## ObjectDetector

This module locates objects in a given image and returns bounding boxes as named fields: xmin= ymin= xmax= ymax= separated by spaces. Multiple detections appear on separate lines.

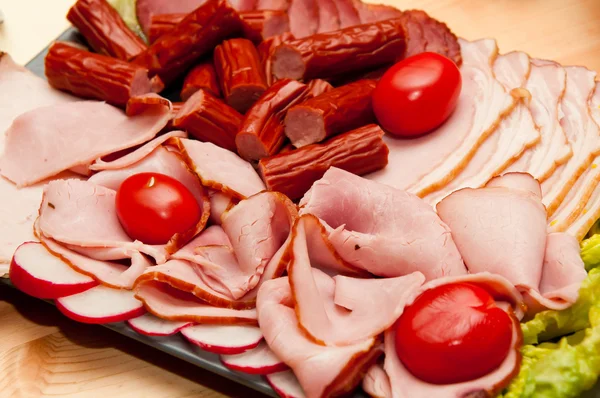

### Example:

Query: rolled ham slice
xmin=0 ymin=53 xmax=76 ymax=271
xmin=541 ymin=66 xmax=600 ymax=217
xmin=362 ymin=363 xmax=391 ymax=398
xmin=424 ymin=51 xmax=540 ymax=206
xmin=288 ymin=0 xmax=319 ymax=38
xmin=0 ymin=97 xmax=171 ymax=187
xmin=170 ymin=138 xmax=266 ymax=200
xmin=288 ymin=214 xmax=425 ymax=346
xmin=257 ymin=276 xmax=382 ymax=398
xmin=135 ymin=280 xmax=258 ymax=325
xmin=300 ymin=168 xmax=466 ymax=279
xmin=367 ymin=39 xmax=516 ymax=196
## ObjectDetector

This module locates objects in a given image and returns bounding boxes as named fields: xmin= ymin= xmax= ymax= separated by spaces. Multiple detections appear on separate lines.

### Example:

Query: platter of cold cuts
xmin=2 ymin=0 xmax=600 ymax=397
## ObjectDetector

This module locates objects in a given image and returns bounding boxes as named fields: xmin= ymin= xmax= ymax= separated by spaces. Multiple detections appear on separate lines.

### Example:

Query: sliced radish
xmin=56 ymin=285 xmax=145 ymax=324
xmin=266 ymin=371 xmax=306 ymax=398
xmin=221 ymin=342 xmax=288 ymax=375
xmin=10 ymin=242 xmax=97 ymax=299
xmin=127 ymin=313 xmax=192 ymax=336
xmin=181 ymin=324 xmax=263 ymax=355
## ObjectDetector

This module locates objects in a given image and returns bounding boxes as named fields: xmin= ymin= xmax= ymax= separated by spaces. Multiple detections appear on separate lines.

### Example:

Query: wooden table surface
xmin=1 ymin=0 xmax=600 ymax=397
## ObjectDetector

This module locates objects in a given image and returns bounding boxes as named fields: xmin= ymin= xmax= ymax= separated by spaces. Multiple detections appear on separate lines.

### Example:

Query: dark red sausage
xmin=180 ymin=60 xmax=221 ymax=101
xmin=284 ymin=79 xmax=377 ymax=147
xmin=258 ymin=32 xmax=295 ymax=85
xmin=133 ymin=0 xmax=245 ymax=85
xmin=259 ymin=124 xmax=389 ymax=200
xmin=214 ymin=38 xmax=268 ymax=113
xmin=172 ymin=89 xmax=242 ymax=152
xmin=236 ymin=78 xmax=333 ymax=161
xmin=270 ymin=19 xmax=407 ymax=81
xmin=148 ymin=11 xmax=289 ymax=45
xmin=45 ymin=42 xmax=162 ymax=108
xmin=67 ymin=0 xmax=147 ymax=61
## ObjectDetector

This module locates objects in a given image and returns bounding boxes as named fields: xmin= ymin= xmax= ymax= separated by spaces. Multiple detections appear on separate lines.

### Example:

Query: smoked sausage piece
xmin=259 ymin=124 xmax=389 ymax=200
xmin=180 ymin=60 xmax=221 ymax=101
xmin=45 ymin=42 xmax=161 ymax=108
xmin=67 ymin=0 xmax=147 ymax=61
xmin=236 ymin=78 xmax=333 ymax=161
xmin=148 ymin=13 xmax=183 ymax=44
xmin=133 ymin=0 xmax=245 ymax=85
xmin=285 ymin=79 xmax=377 ymax=147
xmin=258 ymin=32 xmax=294 ymax=85
xmin=235 ymin=79 xmax=307 ymax=161
xmin=270 ymin=19 xmax=407 ymax=81
xmin=172 ymin=89 xmax=242 ymax=152
xmin=214 ymin=38 xmax=268 ymax=113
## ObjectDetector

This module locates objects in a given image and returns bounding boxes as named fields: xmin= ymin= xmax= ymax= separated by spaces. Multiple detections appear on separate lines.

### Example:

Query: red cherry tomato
xmin=373 ymin=52 xmax=462 ymax=137
xmin=116 ymin=173 xmax=201 ymax=245
xmin=395 ymin=282 xmax=513 ymax=385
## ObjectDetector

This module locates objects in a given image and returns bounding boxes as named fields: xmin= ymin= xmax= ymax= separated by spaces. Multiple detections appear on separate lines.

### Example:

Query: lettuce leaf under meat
xmin=108 ymin=0 xmax=146 ymax=41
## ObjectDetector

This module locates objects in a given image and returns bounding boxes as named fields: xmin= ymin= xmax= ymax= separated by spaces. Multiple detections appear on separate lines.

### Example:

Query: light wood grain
xmin=2 ymin=1 xmax=600 ymax=397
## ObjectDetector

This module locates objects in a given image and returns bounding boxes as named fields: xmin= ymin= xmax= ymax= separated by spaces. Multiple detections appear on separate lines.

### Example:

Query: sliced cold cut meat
xmin=317 ymin=0 xmax=340 ymax=33
xmin=288 ymin=0 xmax=319 ymax=38
xmin=363 ymin=363 xmax=391 ymax=398
xmin=332 ymin=0 xmax=360 ymax=28
xmin=300 ymin=168 xmax=467 ymax=279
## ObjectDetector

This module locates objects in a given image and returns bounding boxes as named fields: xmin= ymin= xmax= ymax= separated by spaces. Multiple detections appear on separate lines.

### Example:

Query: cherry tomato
xmin=395 ymin=282 xmax=513 ymax=385
xmin=116 ymin=173 xmax=201 ymax=245
xmin=373 ymin=52 xmax=462 ymax=137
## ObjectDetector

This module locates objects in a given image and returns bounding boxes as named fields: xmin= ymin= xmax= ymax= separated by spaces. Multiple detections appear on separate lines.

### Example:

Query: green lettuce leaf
xmin=581 ymin=234 xmax=600 ymax=271
xmin=107 ymin=0 xmax=146 ymax=41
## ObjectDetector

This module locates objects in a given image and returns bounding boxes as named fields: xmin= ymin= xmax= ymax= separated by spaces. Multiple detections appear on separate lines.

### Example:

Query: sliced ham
xmin=135 ymin=0 xmax=208 ymax=35
xmin=541 ymin=66 xmax=600 ymax=216
xmin=288 ymin=0 xmax=319 ymax=38
xmin=437 ymin=173 xmax=547 ymax=297
xmin=332 ymin=0 xmax=360 ymax=28
xmin=135 ymin=280 xmax=258 ymax=324
xmin=424 ymin=52 xmax=539 ymax=206
xmin=506 ymin=59 xmax=572 ymax=180
xmin=257 ymin=276 xmax=382 ymax=398
xmin=0 ymin=53 xmax=76 ymax=270
xmin=256 ymin=0 xmax=290 ymax=10
xmin=367 ymin=39 xmax=516 ymax=196
xmin=300 ymin=168 xmax=466 ymax=279
xmin=89 ymin=130 xmax=187 ymax=171
xmin=208 ymin=189 xmax=236 ymax=225
xmin=317 ymin=0 xmax=340 ymax=33
xmin=523 ymin=232 xmax=587 ymax=313
xmin=363 ymin=363 xmax=391 ymax=398
xmin=170 ymin=138 xmax=266 ymax=199
xmin=288 ymin=214 xmax=425 ymax=346
xmin=352 ymin=1 xmax=402 ymax=24
xmin=0 ymin=98 xmax=172 ymax=187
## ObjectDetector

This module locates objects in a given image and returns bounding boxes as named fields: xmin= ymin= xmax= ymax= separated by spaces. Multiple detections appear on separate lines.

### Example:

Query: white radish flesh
xmin=127 ymin=313 xmax=191 ymax=336
xmin=266 ymin=371 xmax=306 ymax=398
xmin=221 ymin=342 xmax=288 ymax=375
xmin=181 ymin=324 xmax=263 ymax=355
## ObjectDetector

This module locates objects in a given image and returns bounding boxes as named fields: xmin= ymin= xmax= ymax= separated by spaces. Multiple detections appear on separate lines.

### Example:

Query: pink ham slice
xmin=363 ymin=363 xmax=391 ymax=398
xmin=0 ymin=53 xmax=76 ymax=273
xmin=136 ymin=0 xmax=208 ymax=35
xmin=352 ymin=1 xmax=401 ymax=24
xmin=523 ymin=232 xmax=587 ymax=313
xmin=208 ymin=189 xmax=236 ymax=225
xmin=506 ymin=60 xmax=572 ymax=181
xmin=437 ymin=173 xmax=548 ymax=299
xmin=288 ymin=0 xmax=319 ymax=38
xmin=288 ymin=214 xmax=425 ymax=346
xmin=135 ymin=280 xmax=258 ymax=324
xmin=424 ymin=51 xmax=540 ymax=206
xmin=541 ymin=66 xmax=600 ymax=217
xmin=317 ymin=0 xmax=340 ymax=33
xmin=89 ymin=130 xmax=187 ymax=171
xmin=256 ymin=0 xmax=290 ymax=10
xmin=0 ymin=98 xmax=172 ymax=187
xmin=332 ymin=0 xmax=360 ymax=28
xmin=257 ymin=276 xmax=382 ymax=398
xmin=300 ymin=168 xmax=466 ymax=279
xmin=171 ymin=138 xmax=266 ymax=200
xmin=367 ymin=39 xmax=516 ymax=197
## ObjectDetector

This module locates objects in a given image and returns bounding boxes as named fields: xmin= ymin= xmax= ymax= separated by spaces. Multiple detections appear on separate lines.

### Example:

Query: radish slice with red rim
xmin=10 ymin=242 xmax=97 ymax=299
xmin=127 ymin=313 xmax=192 ymax=336
xmin=56 ymin=285 xmax=145 ymax=324
xmin=181 ymin=324 xmax=263 ymax=355
xmin=266 ymin=371 xmax=306 ymax=398
xmin=221 ymin=342 xmax=288 ymax=375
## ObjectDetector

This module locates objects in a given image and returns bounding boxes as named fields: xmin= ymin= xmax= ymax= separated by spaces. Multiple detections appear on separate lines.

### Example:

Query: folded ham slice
xmin=135 ymin=280 xmax=258 ymax=324
xmin=0 ymin=53 xmax=76 ymax=272
xmin=506 ymin=60 xmax=572 ymax=180
xmin=317 ymin=0 xmax=340 ymax=32
xmin=288 ymin=0 xmax=318 ymax=38
xmin=352 ymin=1 xmax=401 ymax=24
xmin=363 ymin=363 xmax=391 ymax=398
xmin=170 ymin=138 xmax=266 ymax=199
xmin=288 ymin=215 xmax=425 ymax=346
xmin=332 ymin=0 xmax=361 ymax=28
xmin=541 ymin=66 xmax=600 ymax=217
xmin=208 ymin=189 xmax=236 ymax=225
xmin=0 ymin=98 xmax=172 ymax=187
xmin=367 ymin=39 xmax=516 ymax=196
xmin=300 ymin=168 xmax=466 ymax=279
xmin=257 ymin=276 xmax=382 ymax=398
xmin=424 ymin=51 xmax=539 ymax=206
